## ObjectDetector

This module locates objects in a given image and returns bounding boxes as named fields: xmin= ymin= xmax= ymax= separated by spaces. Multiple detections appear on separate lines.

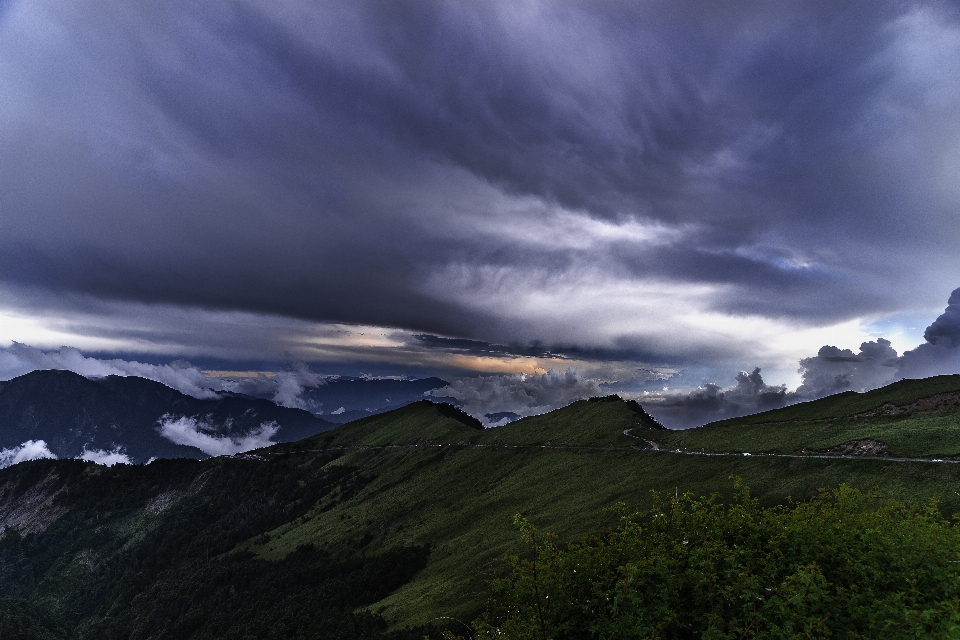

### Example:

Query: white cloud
xmin=157 ymin=415 xmax=279 ymax=456
xmin=78 ymin=447 xmax=131 ymax=466
xmin=0 ymin=440 xmax=57 ymax=469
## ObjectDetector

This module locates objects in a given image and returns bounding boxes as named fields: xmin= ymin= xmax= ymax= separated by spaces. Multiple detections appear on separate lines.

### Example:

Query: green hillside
xmin=651 ymin=375 xmax=960 ymax=457
xmin=2 ymin=379 xmax=960 ymax=636
xmin=709 ymin=375 xmax=960 ymax=425
xmin=256 ymin=382 xmax=960 ymax=627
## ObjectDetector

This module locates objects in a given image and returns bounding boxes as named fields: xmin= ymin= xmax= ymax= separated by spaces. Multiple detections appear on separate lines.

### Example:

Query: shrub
xmin=468 ymin=478 xmax=960 ymax=639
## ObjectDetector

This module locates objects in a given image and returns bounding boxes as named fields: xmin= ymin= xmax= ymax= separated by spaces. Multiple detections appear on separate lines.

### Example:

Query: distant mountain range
xmin=0 ymin=369 xmax=336 ymax=463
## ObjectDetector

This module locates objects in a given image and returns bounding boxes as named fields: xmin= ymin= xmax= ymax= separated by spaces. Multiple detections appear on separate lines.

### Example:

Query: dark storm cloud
xmin=643 ymin=368 xmax=787 ymax=429
xmin=2 ymin=0 xmax=960 ymax=366
xmin=790 ymin=289 xmax=960 ymax=397
xmin=428 ymin=368 xmax=602 ymax=426
xmin=642 ymin=288 xmax=960 ymax=428
xmin=898 ymin=288 xmax=960 ymax=379
xmin=795 ymin=338 xmax=900 ymax=398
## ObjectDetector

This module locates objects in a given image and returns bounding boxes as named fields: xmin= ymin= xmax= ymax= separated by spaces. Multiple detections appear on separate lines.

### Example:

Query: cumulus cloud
xmin=898 ymin=288 xmax=960 ymax=379
xmin=157 ymin=415 xmax=279 ymax=456
xmin=795 ymin=338 xmax=900 ymax=398
xmin=638 ymin=288 xmax=960 ymax=429
xmin=78 ymin=447 xmax=131 ymax=466
xmin=790 ymin=288 xmax=960 ymax=397
xmin=0 ymin=440 xmax=57 ymax=469
xmin=429 ymin=368 xmax=602 ymax=426
xmin=642 ymin=368 xmax=787 ymax=429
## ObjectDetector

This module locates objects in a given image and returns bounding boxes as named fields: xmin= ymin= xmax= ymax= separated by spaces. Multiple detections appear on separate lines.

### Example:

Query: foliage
xmin=0 ymin=598 xmax=71 ymax=639
xmin=472 ymin=479 xmax=960 ymax=639
xmin=5 ymin=392 xmax=960 ymax=633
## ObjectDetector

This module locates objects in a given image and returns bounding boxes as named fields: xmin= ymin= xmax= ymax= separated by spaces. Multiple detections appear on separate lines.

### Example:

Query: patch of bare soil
xmin=856 ymin=390 xmax=960 ymax=418
xmin=799 ymin=439 xmax=888 ymax=456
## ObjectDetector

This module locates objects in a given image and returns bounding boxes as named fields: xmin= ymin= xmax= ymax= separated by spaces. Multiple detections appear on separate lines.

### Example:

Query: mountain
xmin=0 ymin=369 xmax=335 ymax=463
xmin=0 ymin=382 xmax=959 ymax=637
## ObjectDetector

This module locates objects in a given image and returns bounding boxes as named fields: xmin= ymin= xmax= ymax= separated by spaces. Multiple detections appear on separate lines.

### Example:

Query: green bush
xmin=470 ymin=478 xmax=960 ymax=639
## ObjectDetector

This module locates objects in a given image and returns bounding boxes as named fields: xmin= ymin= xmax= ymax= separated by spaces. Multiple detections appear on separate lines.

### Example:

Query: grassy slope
xmin=709 ymin=375 xmax=960 ymax=424
xmin=258 ymin=388 xmax=960 ymax=628
xmin=651 ymin=375 xmax=960 ymax=457
xmin=652 ymin=413 xmax=960 ymax=457
xmin=6 ymin=378 xmax=960 ymax=634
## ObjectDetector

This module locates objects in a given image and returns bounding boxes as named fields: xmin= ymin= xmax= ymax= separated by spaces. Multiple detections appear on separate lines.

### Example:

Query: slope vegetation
xmin=1 ymin=382 xmax=960 ymax=635
xmin=652 ymin=375 xmax=960 ymax=457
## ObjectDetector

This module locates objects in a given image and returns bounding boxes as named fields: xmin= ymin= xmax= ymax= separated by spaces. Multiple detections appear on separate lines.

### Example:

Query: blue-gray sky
xmin=2 ymin=1 xmax=960 ymax=426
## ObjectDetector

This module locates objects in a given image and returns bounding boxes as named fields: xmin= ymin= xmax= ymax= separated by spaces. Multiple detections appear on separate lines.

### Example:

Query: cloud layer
xmin=640 ymin=287 xmax=960 ymax=427
xmin=0 ymin=342 xmax=331 ymax=409
xmin=0 ymin=440 xmax=133 ymax=470
xmin=0 ymin=342 xmax=221 ymax=398
xmin=796 ymin=339 xmax=901 ymax=398
xmin=2 ymin=1 xmax=960 ymax=378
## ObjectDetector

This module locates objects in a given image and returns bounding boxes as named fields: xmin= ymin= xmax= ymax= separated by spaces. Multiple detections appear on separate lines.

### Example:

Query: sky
xmin=2 ymin=0 xmax=960 ymax=428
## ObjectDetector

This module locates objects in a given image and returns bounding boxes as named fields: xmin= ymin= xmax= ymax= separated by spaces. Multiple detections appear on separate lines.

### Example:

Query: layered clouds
xmin=642 ymin=368 xmax=788 ymax=430
xmin=0 ymin=342 xmax=221 ymax=399
xmin=78 ymin=447 xmax=132 ymax=467
xmin=2 ymin=1 xmax=960 ymax=382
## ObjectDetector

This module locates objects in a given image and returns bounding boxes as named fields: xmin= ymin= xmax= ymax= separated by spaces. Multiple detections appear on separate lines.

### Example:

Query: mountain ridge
xmin=1 ymin=375 xmax=960 ymax=636
xmin=0 ymin=369 xmax=335 ymax=463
